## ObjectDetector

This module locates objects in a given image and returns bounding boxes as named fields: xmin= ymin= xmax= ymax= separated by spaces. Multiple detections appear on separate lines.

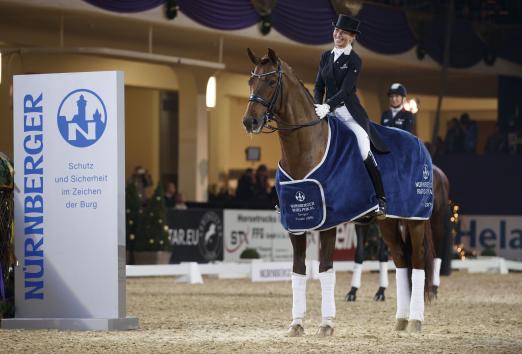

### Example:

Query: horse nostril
xmin=243 ymin=117 xmax=254 ymax=131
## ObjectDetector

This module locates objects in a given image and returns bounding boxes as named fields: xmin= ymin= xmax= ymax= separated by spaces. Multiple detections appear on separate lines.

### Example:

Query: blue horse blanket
xmin=276 ymin=117 xmax=433 ymax=232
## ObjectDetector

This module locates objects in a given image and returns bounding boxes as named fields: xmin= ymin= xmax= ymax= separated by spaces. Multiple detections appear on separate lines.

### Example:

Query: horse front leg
xmin=317 ymin=228 xmax=336 ymax=337
xmin=287 ymin=233 xmax=307 ymax=337
xmin=379 ymin=218 xmax=409 ymax=331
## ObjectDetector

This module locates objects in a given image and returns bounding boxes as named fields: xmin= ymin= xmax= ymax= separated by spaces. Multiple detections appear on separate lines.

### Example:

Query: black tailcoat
xmin=314 ymin=49 xmax=388 ymax=153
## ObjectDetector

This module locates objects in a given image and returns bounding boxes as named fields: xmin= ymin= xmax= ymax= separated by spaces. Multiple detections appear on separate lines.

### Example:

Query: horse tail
xmin=423 ymin=219 xmax=436 ymax=301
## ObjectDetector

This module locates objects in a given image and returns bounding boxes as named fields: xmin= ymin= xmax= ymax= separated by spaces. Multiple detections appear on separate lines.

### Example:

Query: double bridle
xmin=248 ymin=61 xmax=323 ymax=133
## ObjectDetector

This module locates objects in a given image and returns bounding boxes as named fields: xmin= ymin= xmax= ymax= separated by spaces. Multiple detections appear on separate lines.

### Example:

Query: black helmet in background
xmin=387 ymin=83 xmax=407 ymax=97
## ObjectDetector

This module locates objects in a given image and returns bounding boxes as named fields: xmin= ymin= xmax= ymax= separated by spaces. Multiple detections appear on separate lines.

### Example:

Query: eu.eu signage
xmin=3 ymin=71 xmax=138 ymax=331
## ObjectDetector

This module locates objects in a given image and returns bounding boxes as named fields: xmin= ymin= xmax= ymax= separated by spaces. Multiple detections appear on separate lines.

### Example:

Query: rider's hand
xmin=314 ymin=103 xmax=330 ymax=119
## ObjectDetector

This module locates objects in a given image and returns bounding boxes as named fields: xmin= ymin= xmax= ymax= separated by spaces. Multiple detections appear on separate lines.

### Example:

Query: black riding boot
xmin=364 ymin=152 xmax=386 ymax=219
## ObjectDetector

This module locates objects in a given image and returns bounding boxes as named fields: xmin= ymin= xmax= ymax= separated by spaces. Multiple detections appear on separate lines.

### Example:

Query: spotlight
xmin=206 ymin=76 xmax=216 ymax=108
xmin=165 ymin=0 xmax=178 ymax=20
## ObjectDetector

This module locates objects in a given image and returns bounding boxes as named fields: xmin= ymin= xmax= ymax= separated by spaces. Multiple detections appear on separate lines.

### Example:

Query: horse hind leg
xmin=379 ymin=219 xmax=410 ymax=330
xmin=346 ymin=224 xmax=365 ymax=302
xmin=374 ymin=238 xmax=389 ymax=302
xmin=405 ymin=220 xmax=435 ymax=332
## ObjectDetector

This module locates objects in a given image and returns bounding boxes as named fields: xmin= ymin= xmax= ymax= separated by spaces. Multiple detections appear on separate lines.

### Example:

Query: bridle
xmin=248 ymin=61 xmax=323 ymax=133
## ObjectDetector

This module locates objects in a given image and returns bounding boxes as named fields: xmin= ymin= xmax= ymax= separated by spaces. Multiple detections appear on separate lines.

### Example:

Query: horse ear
xmin=267 ymin=48 xmax=278 ymax=64
xmin=247 ymin=48 xmax=259 ymax=65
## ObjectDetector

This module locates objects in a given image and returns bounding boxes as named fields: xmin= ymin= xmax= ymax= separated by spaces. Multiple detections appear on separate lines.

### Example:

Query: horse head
xmin=243 ymin=48 xmax=283 ymax=134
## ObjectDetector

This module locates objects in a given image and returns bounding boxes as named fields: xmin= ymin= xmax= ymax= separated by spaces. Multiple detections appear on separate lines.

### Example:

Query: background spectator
xmin=444 ymin=118 xmax=465 ymax=154
xmin=460 ymin=113 xmax=478 ymax=153
xmin=164 ymin=181 xmax=187 ymax=209
xmin=128 ymin=166 xmax=153 ymax=204
xmin=485 ymin=126 xmax=508 ymax=154
xmin=254 ymin=164 xmax=270 ymax=201
xmin=236 ymin=168 xmax=255 ymax=201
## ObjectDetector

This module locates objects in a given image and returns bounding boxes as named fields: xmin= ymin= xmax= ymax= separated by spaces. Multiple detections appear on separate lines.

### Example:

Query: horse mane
xmin=257 ymin=55 xmax=315 ymax=105
xmin=278 ymin=59 xmax=316 ymax=106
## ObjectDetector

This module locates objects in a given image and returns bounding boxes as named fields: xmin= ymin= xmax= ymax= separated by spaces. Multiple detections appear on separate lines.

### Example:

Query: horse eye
xmin=269 ymin=80 xmax=276 ymax=86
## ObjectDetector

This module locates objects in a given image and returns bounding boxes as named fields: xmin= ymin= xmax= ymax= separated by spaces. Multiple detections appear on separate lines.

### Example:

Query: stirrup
xmin=353 ymin=206 xmax=384 ymax=224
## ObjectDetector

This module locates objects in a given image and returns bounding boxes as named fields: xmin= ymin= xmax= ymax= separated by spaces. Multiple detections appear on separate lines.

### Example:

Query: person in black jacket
xmin=381 ymin=83 xmax=415 ymax=133
xmin=314 ymin=14 xmax=387 ymax=218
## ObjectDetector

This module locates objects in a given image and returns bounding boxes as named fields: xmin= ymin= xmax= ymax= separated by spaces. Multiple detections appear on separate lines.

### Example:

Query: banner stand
xmin=2 ymin=71 xmax=138 ymax=331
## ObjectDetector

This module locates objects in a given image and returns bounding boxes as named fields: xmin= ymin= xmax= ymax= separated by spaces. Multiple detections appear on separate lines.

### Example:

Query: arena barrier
xmin=127 ymin=262 xmax=203 ymax=283
xmin=125 ymin=257 xmax=521 ymax=281
xmin=156 ymin=208 xmax=522 ymax=281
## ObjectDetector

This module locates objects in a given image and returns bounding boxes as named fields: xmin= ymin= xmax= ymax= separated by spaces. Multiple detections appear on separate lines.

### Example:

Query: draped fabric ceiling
xmin=83 ymin=0 xmax=522 ymax=68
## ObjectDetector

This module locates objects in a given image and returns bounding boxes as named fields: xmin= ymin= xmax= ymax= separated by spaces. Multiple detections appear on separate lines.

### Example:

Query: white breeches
xmin=334 ymin=105 xmax=370 ymax=159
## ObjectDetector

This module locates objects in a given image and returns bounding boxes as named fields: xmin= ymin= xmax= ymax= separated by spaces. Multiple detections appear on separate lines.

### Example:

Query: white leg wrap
xmin=318 ymin=269 xmax=336 ymax=320
xmin=351 ymin=262 xmax=363 ymax=289
xmin=291 ymin=273 xmax=307 ymax=321
xmin=395 ymin=268 xmax=410 ymax=320
xmin=379 ymin=261 xmax=389 ymax=288
xmin=410 ymin=269 xmax=425 ymax=321
xmin=433 ymin=258 xmax=442 ymax=287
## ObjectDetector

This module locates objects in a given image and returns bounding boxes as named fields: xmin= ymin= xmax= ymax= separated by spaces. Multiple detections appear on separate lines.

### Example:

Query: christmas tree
xmin=125 ymin=182 xmax=142 ymax=263
xmin=135 ymin=183 xmax=171 ymax=252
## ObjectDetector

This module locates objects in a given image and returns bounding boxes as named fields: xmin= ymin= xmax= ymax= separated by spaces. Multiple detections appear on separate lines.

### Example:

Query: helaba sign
xmin=455 ymin=215 xmax=522 ymax=261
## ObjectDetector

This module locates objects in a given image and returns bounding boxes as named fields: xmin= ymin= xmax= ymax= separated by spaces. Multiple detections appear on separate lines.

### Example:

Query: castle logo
xmin=57 ymin=89 xmax=107 ymax=148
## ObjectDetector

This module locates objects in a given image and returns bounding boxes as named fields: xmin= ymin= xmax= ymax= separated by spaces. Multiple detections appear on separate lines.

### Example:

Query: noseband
xmin=248 ymin=61 xmax=323 ymax=133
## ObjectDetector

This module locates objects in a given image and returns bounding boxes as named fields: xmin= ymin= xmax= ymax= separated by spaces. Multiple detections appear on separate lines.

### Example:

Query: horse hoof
xmin=316 ymin=325 xmax=334 ymax=337
xmin=345 ymin=293 xmax=356 ymax=302
xmin=395 ymin=319 xmax=408 ymax=331
xmin=287 ymin=324 xmax=304 ymax=337
xmin=430 ymin=285 xmax=438 ymax=299
xmin=345 ymin=287 xmax=357 ymax=302
xmin=374 ymin=294 xmax=385 ymax=301
xmin=407 ymin=320 xmax=422 ymax=333
xmin=374 ymin=287 xmax=386 ymax=301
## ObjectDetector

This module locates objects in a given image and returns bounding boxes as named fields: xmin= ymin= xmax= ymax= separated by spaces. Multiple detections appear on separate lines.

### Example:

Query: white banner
xmin=456 ymin=215 xmax=522 ymax=261
xmin=5 ymin=71 xmax=137 ymax=330
xmin=251 ymin=261 xmax=293 ymax=282
xmin=223 ymin=209 xmax=318 ymax=262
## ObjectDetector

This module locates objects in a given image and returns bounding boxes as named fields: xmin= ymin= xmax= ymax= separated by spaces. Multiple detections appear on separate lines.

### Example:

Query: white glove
xmin=314 ymin=103 xmax=330 ymax=119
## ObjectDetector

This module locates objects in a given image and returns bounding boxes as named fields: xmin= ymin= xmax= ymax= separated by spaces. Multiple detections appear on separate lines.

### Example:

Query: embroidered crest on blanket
xmin=276 ymin=117 xmax=433 ymax=232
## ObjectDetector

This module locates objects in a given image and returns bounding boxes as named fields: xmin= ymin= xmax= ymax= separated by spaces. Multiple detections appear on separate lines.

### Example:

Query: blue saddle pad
xmin=278 ymin=179 xmax=326 ymax=232
xmin=276 ymin=117 xmax=433 ymax=232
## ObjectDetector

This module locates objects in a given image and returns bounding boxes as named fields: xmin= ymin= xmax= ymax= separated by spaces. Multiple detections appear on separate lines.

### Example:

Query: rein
xmin=249 ymin=61 xmax=323 ymax=133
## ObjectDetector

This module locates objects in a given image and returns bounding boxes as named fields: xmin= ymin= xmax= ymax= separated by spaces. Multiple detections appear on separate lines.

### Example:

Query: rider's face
xmin=389 ymin=94 xmax=404 ymax=108
xmin=333 ymin=28 xmax=355 ymax=48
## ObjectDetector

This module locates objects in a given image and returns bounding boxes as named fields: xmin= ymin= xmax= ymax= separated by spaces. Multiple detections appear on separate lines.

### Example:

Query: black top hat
xmin=333 ymin=14 xmax=361 ymax=34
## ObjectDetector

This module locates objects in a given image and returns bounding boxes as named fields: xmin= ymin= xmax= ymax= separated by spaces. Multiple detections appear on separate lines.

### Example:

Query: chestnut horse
xmin=243 ymin=49 xmax=434 ymax=336
xmin=346 ymin=165 xmax=450 ymax=302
